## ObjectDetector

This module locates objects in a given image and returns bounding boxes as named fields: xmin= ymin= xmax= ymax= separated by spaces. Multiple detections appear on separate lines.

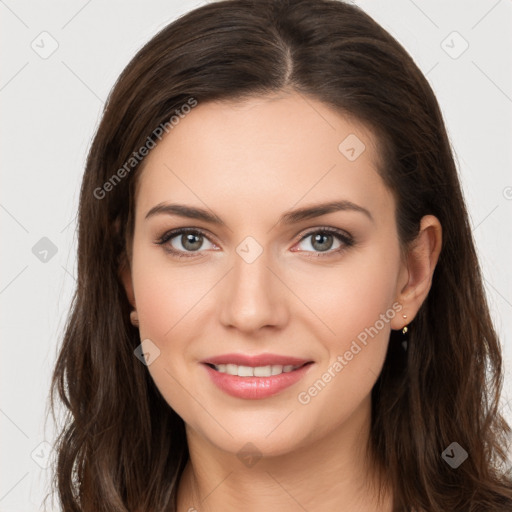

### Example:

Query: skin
xmin=121 ymin=90 xmax=442 ymax=512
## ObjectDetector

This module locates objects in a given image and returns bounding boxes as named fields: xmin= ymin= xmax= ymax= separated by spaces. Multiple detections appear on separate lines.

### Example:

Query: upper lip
xmin=202 ymin=353 xmax=313 ymax=367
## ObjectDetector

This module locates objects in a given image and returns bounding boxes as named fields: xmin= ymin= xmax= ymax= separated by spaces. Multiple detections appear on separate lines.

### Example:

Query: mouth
xmin=205 ymin=361 xmax=313 ymax=377
xmin=201 ymin=353 xmax=315 ymax=400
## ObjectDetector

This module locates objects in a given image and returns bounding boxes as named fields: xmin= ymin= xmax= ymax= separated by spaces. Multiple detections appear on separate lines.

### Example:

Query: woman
xmin=47 ymin=0 xmax=512 ymax=510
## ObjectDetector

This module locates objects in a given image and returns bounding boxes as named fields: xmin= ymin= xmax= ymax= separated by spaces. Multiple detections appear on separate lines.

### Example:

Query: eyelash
xmin=155 ymin=226 xmax=354 ymax=259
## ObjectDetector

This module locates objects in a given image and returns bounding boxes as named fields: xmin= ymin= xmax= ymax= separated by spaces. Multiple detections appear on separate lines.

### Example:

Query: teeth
xmin=212 ymin=363 xmax=301 ymax=376
xmin=226 ymin=364 xmax=238 ymax=375
xmin=271 ymin=365 xmax=282 ymax=375
xmin=254 ymin=366 xmax=272 ymax=377
xmin=238 ymin=365 xmax=254 ymax=377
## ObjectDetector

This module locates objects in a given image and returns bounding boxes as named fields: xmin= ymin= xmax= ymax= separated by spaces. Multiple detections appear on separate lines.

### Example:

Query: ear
xmin=119 ymin=255 xmax=136 ymax=309
xmin=391 ymin=215 xmax=442 ymax=330
xmin=115 ymin=215 xmax=136 ymax=309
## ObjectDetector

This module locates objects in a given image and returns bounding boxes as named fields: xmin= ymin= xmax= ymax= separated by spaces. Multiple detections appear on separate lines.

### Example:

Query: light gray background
xmin=1 ymin=0 xmax=511 ymax=510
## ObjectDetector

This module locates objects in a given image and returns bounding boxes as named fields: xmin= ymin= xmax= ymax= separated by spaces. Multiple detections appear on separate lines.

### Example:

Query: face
xmin=123 ymin=91 xmax=408 ymax=457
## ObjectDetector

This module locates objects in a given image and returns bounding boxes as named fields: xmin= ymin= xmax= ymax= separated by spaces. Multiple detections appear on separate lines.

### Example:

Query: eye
xmin=155 ymin=228 xmax=216 ymax=258
xmin=155 ymin=226 xmax=354 ymax=259
xmin=293 ymin=227 xmax=354 ymax=257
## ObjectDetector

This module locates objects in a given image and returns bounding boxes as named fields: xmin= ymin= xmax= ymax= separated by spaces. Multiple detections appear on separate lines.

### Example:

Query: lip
xmin=201 ymin=356 xmax=315 ymax=400
xmin=202 ymin=353 xmax=312 ymax=367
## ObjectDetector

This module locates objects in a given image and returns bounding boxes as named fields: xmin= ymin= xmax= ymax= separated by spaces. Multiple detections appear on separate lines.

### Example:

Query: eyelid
xmin=155 ymin=227 xmax=218 ymax=257
xmin=155 ymin=225 xmax=354 ymax=258
xmin=293 ymin=226 xmax=354 ymax=257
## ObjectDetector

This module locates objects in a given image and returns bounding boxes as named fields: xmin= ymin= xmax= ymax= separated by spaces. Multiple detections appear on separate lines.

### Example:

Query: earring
xmin=401 ymin=314 xmax=408 ymax=351
xmin=130 ymin=310 xmax=139 ymax=327
xmin=402 ymin=314 xmax=408 ymax=334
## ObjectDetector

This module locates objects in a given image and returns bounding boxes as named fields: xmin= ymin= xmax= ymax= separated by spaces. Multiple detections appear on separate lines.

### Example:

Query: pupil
xmin=183 ymin=233 xmax=202 ymax=251
xmin=313 ymin=233 xmax=332 ymax=251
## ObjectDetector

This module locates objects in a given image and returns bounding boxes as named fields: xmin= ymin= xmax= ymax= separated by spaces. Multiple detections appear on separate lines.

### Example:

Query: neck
xmin=176 ymin=395 xmax=393 ymax=512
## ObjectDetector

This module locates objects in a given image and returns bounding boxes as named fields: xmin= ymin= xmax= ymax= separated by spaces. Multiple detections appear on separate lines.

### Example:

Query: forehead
xmin=135 ymin=92 xmax=393 ymax=226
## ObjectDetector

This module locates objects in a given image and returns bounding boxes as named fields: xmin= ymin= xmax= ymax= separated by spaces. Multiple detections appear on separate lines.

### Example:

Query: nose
xmin=219 ymin=247 xmax=288 ymax=334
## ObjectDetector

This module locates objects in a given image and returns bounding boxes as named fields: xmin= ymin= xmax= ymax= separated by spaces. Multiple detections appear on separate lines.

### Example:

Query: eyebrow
xmin=144 ymin=200 xmax=373 ymax=226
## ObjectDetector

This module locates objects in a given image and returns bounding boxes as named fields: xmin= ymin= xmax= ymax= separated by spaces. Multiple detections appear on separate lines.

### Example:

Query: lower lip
xmin=202 ymin=363 xmax=314 ymax=400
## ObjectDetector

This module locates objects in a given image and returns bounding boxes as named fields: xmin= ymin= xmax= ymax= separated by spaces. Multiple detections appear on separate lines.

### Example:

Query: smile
xmin=208 ymin=363 xmax=304 ymax=377
xmin=201 ymin=355 xmax=315 ymax=400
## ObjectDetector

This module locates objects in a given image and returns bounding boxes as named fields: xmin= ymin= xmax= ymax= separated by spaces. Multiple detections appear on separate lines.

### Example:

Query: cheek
xmin=130 ymin=250 xmax=212 ymax=425
xmin=292 ymin=248 xmax=400 ymax=411
xmin=131 ymin=245 xmax=209 ymax=342
xmin=291 ymin=247 xmax=400 ymax=346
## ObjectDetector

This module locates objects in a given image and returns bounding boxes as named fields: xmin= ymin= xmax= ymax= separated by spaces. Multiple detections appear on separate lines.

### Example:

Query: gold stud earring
xmin=402 ymin=314 xmax=408 ymax=334
xmin=130 ymin=310 xmax=139 ymax=327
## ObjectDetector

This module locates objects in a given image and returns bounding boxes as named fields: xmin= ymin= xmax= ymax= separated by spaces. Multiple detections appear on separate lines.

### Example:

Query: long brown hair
xmin=46 ymin=0 xmax=512 ymax=510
